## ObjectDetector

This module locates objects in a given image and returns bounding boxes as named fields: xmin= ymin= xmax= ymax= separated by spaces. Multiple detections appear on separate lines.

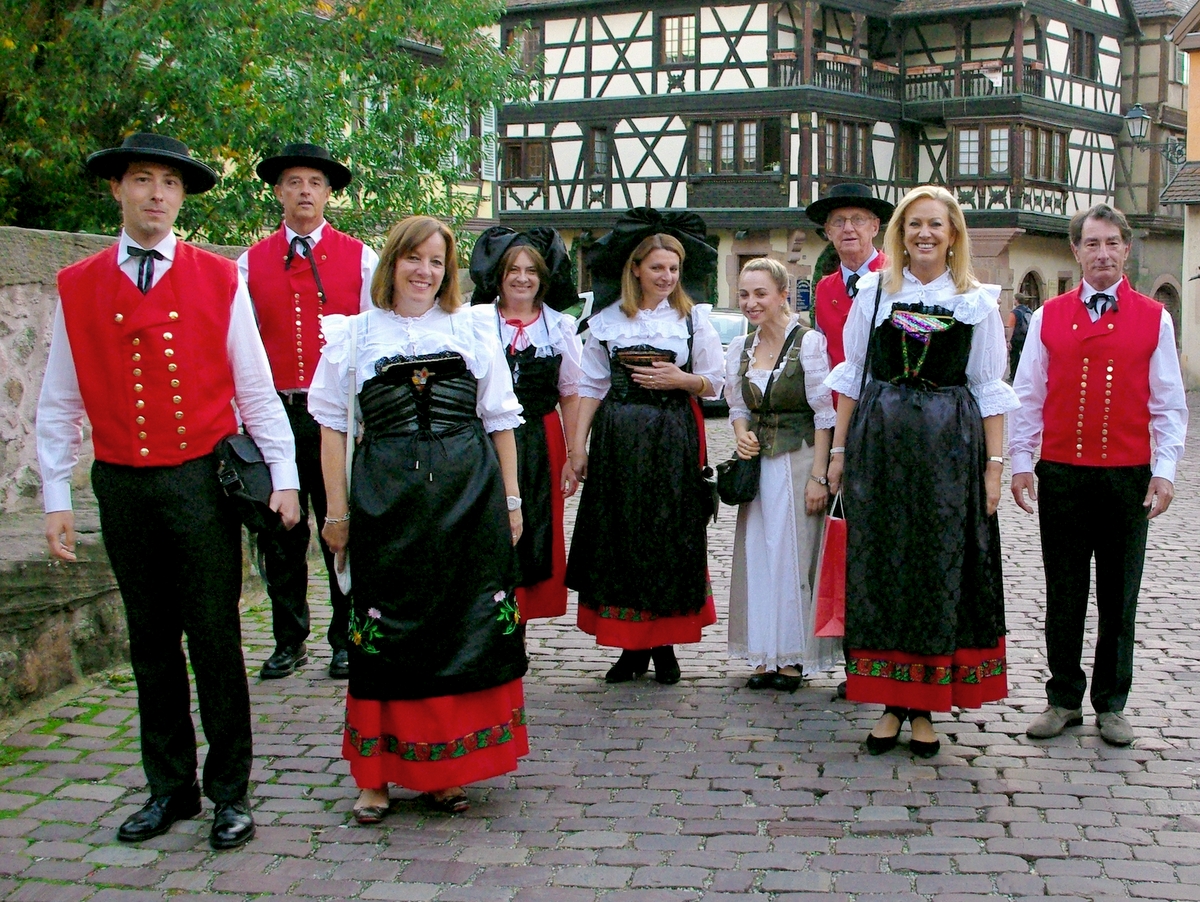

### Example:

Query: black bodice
xmin=869 ymin=304 xmax=974 ymax=389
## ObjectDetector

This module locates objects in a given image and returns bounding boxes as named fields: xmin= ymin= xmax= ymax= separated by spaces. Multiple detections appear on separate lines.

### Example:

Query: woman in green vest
xmin=725 ymin=257 xmax=840 ymax=691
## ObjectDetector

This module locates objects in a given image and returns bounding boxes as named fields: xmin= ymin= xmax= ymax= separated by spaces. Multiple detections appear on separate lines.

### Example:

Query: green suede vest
xmin=739 ymin=325 xmax=816 ymax=457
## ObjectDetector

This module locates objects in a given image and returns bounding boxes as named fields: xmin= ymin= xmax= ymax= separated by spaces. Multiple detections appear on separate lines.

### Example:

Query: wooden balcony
xmin=905 ymin=60 xmax=1046 ymax=102
xmin=771 ymin=51 xmax=900 ymax=100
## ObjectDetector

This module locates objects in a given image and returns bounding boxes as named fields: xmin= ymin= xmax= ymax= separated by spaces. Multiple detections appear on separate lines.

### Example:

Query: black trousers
xmin=93 ymin=455 xmax=251 ymax=804
xmin=257 ymin=395 xmax=349 ymax=652
xmin=1035 ymin=460 xmax=1151 ymax=714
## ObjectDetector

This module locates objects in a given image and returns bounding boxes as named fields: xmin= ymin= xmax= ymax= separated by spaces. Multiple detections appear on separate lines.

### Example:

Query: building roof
xmin=1160 ymin=161 xmax=1200 ymax=203
xmin=1131 ymin=0 xmax=1191 ymax=18
xmin=892 ymin=0 xmax=1020 ymax=16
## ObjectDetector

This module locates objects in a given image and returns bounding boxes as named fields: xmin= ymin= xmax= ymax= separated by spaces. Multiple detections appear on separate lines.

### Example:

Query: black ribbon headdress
xmin=469 ymin=226 xmax=577 ymax=312
xmin=582 ymin=207 xmax=719 ymax=316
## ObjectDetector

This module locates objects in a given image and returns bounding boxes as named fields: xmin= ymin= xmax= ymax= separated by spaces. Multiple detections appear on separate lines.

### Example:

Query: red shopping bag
xmin=813 ymin=492 xmax=846 ymax=638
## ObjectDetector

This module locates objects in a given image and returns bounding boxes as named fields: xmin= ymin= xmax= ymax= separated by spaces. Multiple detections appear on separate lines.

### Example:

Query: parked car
xmin=702 ymin=308 xmax=749 ymax=416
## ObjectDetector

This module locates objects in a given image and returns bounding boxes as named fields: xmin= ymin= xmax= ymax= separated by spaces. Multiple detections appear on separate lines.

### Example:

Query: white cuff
xmin=269 ymin=461 xmax=301 ymax=493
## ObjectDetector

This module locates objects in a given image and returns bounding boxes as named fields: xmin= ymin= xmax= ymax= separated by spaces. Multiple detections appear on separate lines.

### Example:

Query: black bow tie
xmin=284 ymin=234 xmax=328 ymax=304
xmin=285 ymin=235 xmax=312 ymax=270
xmin=1085 ymin=292 xmax=1117 ymax=315
xmin=126 ymin=246 xmax=165 ymax=294
xmin=845 ymin=273 xmax=860 ymax=299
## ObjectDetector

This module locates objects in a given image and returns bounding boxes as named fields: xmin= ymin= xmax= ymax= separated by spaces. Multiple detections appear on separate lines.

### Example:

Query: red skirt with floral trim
xmin=845 ymin=637 xmax=1007 ymax=711
xmin=517 ymin=409 xmax=568 ymax=621
xmin=342 ymin=679 xmax=528 ymax=792
xmin=577 ymin=588 xmax=718 ymax=649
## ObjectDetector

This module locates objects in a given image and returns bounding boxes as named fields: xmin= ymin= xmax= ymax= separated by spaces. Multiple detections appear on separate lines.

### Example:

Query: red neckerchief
xmin=503 ymin=309 xmax=542 ymax=354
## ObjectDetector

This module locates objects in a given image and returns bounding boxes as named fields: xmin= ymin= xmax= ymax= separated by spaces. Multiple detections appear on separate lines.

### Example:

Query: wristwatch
xmin=506 ymin=495 xmax=522 ymax=511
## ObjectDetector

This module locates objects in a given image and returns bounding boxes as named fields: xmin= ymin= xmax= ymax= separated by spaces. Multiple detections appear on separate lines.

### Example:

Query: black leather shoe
xmin=117 ymin=783 xmax=202 ymax=842
xmin=328 ymin=649 xmax=350 ymax=680
xmin=836 ymin=680 xmax=847 ymax=699
xmin=746 ymin=672 xmax=774 ymax=690
xmin=261 ymin=644 xmax=307 ymax=679
xmin=605 ymin=650 xmax=651 ymax=683
xmin=651 ymin=646 xmax=681 ymax=685
xmin=210 ymin=797 xmax=256 ymax=850
xmin=770 ymin=672 xmax=803 ymax=693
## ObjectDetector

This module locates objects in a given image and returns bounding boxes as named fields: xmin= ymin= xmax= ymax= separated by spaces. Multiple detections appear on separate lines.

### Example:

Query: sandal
xmin=353 ymin=803 xmax=390 ymax=825
xmin=425 ymin=791 xmax=470 ymax=814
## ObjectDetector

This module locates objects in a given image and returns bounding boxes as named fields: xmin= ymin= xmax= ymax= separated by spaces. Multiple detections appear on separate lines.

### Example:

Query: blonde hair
xmin=619 ymin=233 xmax=694 ymax=318
xmin=498 ymin=244 xmax=550 ymax=308
xmin=882 ymin=185 xmax=977 ymax=294
xmin=739 ymin=256 xmax=789 ymax=295
xmin=372 ymin=216 xmax=461 ymax=312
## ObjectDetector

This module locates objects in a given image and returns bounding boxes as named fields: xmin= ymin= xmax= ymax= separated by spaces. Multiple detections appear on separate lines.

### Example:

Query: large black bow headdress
xmin=583 ymin=207 xmax=719 ymax=314
xmin=469 ymin=226 xmax=577 ymax=312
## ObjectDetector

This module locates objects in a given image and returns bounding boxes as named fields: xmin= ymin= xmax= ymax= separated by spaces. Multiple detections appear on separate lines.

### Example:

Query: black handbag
xmin=715 ymin=323 xmax=803 ymax=506
xmin=716 ymin=454 xmax=760 ymax=505
xmin=216 ymin=433 xmax=281 ymax=533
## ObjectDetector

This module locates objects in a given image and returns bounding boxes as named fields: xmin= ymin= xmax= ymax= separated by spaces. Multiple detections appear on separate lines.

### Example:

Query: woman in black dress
xmin=826 ymin=185 xmax=1019 ymax=757
xmin=470 ymin=228 xmax=583 ymax=622
xmin=310 ymin=216 xmax=527 ymax=820
xmin=566 ymin=220 xmax=724 ymax=684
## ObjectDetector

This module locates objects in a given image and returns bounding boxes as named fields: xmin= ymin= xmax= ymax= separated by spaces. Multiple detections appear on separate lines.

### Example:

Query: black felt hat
xmin=86 ymin=133 xmax=218 ymax=194
xmin=803 ymin=183 xmax=894 ymax=228
xmin=256 ymin=143 xmax=353 ymax=191
xmin=469 ymin=226 xmax=578 ymax=312
xmin=583 ymin=207 xmax=719 ymax=314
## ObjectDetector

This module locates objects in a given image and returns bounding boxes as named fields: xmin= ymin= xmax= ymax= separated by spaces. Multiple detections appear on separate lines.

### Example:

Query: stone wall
xmin=0 ymin=226 xmax=244 ymax=716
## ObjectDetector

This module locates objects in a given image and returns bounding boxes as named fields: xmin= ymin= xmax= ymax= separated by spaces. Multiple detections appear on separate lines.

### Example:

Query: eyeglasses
xmin=827 ymin=214 xmax=874 ymax=230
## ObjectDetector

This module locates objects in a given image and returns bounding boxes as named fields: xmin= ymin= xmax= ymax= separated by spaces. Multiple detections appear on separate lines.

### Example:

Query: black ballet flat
xmin=746 ymin=672 xmax=774 ymax=690
xmin=605 ymin=649 xmax=651 ymax=683
xmin=865 ymin=707 xmax=907 ymax=756
xmin=770 ymin=672 xmax=803 ymax=693
xmin=651 ymin=646 xmax=681 ymax=685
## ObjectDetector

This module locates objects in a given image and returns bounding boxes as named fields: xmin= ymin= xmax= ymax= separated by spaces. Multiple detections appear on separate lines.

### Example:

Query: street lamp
xmin=1123 ymin=103 xmax=1186 ymax=165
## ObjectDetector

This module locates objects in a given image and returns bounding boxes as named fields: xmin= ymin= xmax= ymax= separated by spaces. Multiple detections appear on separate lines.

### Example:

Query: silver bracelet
xmin=323 ymin=512 xmax=350 ymax=524
xmin=988 ymin=456 xmax=1004 ymax=465
xmin=830 ymin=446 xmax=846 ymax=455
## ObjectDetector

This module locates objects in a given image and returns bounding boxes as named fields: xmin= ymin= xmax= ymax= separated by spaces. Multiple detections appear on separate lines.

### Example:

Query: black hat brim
xmin=256 ymin=156 xmax=353 ymax=191
xmin=86 ymin=147 xmax=218 ymax=194
xmin=583 ymin=208 xmax=718 ymax=315
xmin=469 ymin=226 xmax=577 ymax=312
xmin=804 ymin=194 xmax=894 ymax=228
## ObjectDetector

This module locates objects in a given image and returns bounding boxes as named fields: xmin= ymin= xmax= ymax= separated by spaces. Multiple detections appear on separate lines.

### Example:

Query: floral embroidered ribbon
xmin=890 ymin=310 xmax=952 ymax=345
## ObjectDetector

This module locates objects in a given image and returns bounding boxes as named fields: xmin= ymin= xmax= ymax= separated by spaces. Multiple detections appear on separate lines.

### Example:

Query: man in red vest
xmin=1010 ymin=203 xmax=1187 ymax=746
xmin=804 ymin=183 xmax=893 ymax=699
xmin=240 ymin=144 xmax=377 ymax=681
xmin=805 ymin=183 xmax=893 ymax=371
xmin=37 ymin=133 xmax=301 ymax=847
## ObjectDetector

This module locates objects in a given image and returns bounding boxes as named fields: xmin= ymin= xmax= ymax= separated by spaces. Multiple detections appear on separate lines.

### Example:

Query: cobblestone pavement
xmin=1 ymin=395 xmax=1198 ymax=901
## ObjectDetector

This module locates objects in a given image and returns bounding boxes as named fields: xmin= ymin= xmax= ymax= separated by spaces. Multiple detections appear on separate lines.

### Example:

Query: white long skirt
xmin=727 ymin=439 xmax=841 ymax=674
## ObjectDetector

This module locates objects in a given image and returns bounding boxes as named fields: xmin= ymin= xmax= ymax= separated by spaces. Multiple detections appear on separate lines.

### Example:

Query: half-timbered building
xmin=497 ymin=0 xmax=1176 ymax=313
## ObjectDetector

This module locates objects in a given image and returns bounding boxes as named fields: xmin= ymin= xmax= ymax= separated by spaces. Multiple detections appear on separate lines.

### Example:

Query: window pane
xmin=824 ymin=121 xmax=834 ymax=171
xmin=859 ymin=124 xmax=871 ymax=175
xmin=719 ymin=122 xmax=736 ymax=171
xmin=1040 ymin=128 xmax=1051 ymax=179
xmin=696 ymin=124 xmax=713 ymax=173
xmin=840 ymin=122 xmax=852 ymax=172
xmin=741 ymin=122 xmax=757 ymax=169
xmin=663 ymin=15 xmax=696 ymax=63
xmin=1053 ymin=132 xmax=1065 ymax=181
xmin=958 ymin=128 xmax=980 ymax=176
xmin=763 ymin=118 xmax=782 ymax=172
xmin=1024 ymin=127 xmax=1036 ymax=177
xmin=592 ymin=128 xmax=609 ymax=177
xmin=526 ymin=143 xmax=546 ymax=179
xmin=987 ymin=127 xmax=1008 ymax=175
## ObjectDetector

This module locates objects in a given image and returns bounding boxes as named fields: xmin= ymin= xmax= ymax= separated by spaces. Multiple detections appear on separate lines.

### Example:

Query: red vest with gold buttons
xmin=815 ymin=252 xmax=887 ymax=369
xmin=246 ymin=224 xmax=365 ymax=391
xmin=57 ymin=242 xmax=239 ymax=467
xmin=1040 ymin=278 xmax=1162 ymax=467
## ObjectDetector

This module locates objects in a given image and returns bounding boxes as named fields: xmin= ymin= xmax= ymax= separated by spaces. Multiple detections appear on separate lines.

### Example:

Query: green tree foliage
xmin=1 ymin=0 xmax=527 ymax=244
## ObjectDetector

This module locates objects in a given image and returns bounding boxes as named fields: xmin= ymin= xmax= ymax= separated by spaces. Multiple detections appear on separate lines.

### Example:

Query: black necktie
xmin=845 ymin=273 xmax=860 ymax=299
xmin=127 ymin=246 xmax=164 ymax=294
xmin=1086 ymin=292 xmax=1117 ymax=316
xmin=284 ymin=234 xmax=328 ymax=304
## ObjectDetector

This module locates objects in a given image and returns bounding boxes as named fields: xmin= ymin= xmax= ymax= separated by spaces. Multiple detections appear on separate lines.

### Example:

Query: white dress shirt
xmin=577 ymin=300 xmax=726 ymax=400
xmin=824 ymin=269 xmax=1020 ymax=418
xmin=473 ymin=303 xmax=585 ymax=397
xmin=235 ymin=220 xmax=379 ymax=313
xmin=37 ymin=230 xmax=300 ymax=513
xmin=1008 ymin=280 xmax=1188 ymax=481
xmin=725 ymin=320 xmax=838 ymax=431
xmin=840 ymin=248 xmax=880 ymax=286
xmin=307 ymin=304 xmax=524 ymax=434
